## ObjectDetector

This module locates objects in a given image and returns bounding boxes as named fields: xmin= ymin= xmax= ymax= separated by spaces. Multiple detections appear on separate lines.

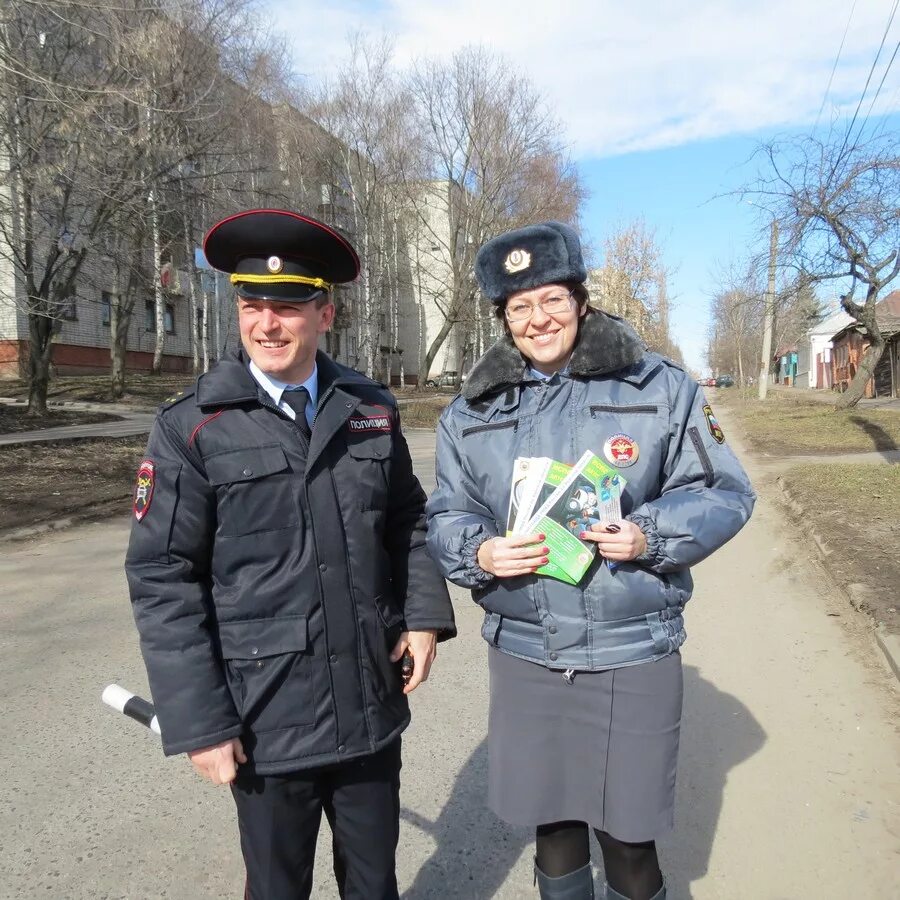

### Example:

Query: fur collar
xmin=461 ymin=309 xmax=645 ymax=402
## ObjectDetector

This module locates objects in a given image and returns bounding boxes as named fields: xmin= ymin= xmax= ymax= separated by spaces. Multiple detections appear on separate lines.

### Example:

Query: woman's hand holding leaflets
xmin=477 ymin=533 xmax=549 ymax=578
xmin=578 ymin=521 xmax=647 ymax=562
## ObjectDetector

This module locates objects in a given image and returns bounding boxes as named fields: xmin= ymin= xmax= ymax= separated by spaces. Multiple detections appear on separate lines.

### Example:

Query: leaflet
xmin=514 ymin=451 xmax=627 ymax=584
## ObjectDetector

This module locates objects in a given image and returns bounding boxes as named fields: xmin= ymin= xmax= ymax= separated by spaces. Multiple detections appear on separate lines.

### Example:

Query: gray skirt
xmin=487 ymin=647 xmax=683 ymax=842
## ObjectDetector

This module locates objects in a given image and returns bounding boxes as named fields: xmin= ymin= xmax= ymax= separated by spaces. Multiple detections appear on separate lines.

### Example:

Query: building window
xmin=145 ymin=300 xmax=176 ymax=334
xmin=101 ymin=291 xmax=112 ymax=327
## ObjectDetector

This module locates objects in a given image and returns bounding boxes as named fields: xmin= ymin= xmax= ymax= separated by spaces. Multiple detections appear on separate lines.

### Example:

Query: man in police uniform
xmin=125 ymin=209 xmax=456 ymax=900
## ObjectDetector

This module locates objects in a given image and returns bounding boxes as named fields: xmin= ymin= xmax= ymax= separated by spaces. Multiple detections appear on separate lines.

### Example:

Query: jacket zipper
xmin=461 ymin=419 xmax=518 ymax=437
xmin=687 ymin=426 xmax=714 ymax=487
xmin=589 ymin=404 xmax=658 ymax=415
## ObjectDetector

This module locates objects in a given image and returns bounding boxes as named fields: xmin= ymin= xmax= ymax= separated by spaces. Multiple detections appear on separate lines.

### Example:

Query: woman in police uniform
xmin=426 ymin=222 xmax=754 ymax=900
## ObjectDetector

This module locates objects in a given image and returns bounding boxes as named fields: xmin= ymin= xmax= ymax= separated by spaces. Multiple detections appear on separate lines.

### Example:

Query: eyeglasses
xmin=504 ymin=289 xmax=575 ymax=323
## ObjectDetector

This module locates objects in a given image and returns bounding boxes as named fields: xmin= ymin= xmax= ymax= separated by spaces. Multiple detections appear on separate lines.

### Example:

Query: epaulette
xmin=658 ymin=355 xmax=686 ymax=373
xmin=158 ymin=387 xmax=196 ymax=413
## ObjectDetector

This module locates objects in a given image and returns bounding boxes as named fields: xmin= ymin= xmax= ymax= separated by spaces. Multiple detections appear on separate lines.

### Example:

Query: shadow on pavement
xmin=662 ymin=664 xmax=766 ymax=899
xmin=401 ymin=665 xmax=765 ymax=899
xmin=401 ymin=739 xmax=529 ymax=899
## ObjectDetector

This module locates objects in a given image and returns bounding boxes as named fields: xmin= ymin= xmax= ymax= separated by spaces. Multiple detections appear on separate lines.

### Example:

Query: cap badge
xmin=603 ymin=433 xmax=639 ymax=468
xmin=266 ymin=255 xmax=284 ymax=274
xmin=503 ymin=249 xmax=531 ymax=274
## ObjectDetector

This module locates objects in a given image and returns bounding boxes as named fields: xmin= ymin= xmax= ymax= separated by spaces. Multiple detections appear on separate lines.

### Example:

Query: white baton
xmin=102 ymin=684 xmax=161 ymax=736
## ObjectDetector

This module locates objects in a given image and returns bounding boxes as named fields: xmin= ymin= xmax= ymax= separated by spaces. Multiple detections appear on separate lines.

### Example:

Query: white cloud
xmin=266 ymin=0 xmax=899 ymax=158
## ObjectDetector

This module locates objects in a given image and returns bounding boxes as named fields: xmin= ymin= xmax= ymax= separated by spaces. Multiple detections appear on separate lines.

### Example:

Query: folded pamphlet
xmin=507 ymin=450 xmax=626 ymax=584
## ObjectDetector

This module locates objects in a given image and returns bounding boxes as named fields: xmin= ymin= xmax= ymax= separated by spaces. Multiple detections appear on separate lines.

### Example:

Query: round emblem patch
xmin=503 ymin=248 xmax=531 ymax=274
xmin=266 ymin=255 xmax=284 ymax=274
xmin=604 ymin=433 xmax=639 ymax=468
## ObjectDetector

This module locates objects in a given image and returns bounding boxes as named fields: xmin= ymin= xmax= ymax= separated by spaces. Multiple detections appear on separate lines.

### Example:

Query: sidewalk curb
xmin=776 ymin=475 xmax=900 ymax=684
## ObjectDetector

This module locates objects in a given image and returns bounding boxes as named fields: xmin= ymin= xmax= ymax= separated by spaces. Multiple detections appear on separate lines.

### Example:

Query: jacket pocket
xmin=205 ymin=445 xmax=298 ymax=536
xmin=346 ymin=433 xmax=392 ymax=508
xmin=219 ymin=616 xmax=313 ymax=731
xmin=461 ymin=419 xmax=518 ymax=437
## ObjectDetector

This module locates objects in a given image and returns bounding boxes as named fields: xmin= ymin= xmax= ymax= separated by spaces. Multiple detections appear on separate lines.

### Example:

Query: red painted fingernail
xmin=538 ymin=534 xmax=546 ymax=541
xmin=579 ymin=532 xmax=588 ymax=539
xmin=541 ymin=546 xmax=549 ymax=554
xmin=540 ymin=557 xmax=549 ymax=565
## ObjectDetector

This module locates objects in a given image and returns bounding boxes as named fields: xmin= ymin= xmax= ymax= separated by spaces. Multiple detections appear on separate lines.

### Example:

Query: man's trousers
xmin=231 ymin=739 xmax=402 ymax=900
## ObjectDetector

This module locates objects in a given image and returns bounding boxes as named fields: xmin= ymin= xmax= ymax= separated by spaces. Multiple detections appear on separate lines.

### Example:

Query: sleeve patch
xmin=703 ymin=404 xmax=725 ymax=444
xmin=133 ymin=459 xmax=156 ymax=521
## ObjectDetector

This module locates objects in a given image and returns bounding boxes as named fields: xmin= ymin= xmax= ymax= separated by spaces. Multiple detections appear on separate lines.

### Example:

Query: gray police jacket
xmin=125 ymin=350 xmax=455 ymax=774
xmin=426 ymin=310 xmax=753 ymax=670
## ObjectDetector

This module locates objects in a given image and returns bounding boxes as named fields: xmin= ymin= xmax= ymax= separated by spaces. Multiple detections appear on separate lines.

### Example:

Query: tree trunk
xmin=421 ymin=314 xmax=456 ymax=386
xmin=26 ymin=305 xmax=53 ymax=416
xmin=151 ymin=189 xmax=165 ymax=375
xmin=834 ymin=339 xmax=885 ymax=409
xmin=109 ymin=284 xmax=129 ymax=400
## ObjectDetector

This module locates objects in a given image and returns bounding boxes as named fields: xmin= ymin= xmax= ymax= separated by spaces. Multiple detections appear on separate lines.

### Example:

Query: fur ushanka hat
xmin=474 ymin=221 xmax=587 ymax=303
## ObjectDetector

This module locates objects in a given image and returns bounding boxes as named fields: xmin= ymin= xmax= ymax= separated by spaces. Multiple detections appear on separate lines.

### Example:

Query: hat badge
xmin=504 ymin=249 xmax=531 ymax=274
xmin=266 ymin=255 xmax=284 ymax=274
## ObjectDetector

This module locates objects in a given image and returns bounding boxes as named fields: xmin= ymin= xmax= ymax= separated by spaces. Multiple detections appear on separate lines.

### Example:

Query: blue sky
xmin=265 ymin=0 xmax=900 ymax=373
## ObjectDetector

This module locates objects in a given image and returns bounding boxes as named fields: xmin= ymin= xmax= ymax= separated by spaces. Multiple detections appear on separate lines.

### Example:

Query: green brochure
xmin=523 ymin=451 xmax=627 ymax=584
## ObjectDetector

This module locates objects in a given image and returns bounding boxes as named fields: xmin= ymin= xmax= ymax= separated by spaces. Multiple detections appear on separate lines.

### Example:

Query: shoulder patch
xmin=133 ymin=459 xmax=155 ymax=521
xmin=703 ymin=404 xmax=725 ymax=444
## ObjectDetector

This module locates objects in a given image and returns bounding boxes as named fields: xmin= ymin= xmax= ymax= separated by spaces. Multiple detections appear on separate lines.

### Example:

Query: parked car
xmin=715 ymin=374 xmax=735 ymax=388
xmin=425 ymin=370 xmax=462 ymax=388
xmin=700 ymin=377 xmax=717 ymax=387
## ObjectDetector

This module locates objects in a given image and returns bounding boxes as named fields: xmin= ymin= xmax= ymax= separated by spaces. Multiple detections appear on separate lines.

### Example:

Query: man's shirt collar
xmin=249 ymin=360 xmax=319 ymax=409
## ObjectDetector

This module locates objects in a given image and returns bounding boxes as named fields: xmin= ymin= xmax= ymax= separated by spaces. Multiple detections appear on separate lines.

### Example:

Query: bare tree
xmin=598 ymin=219 xmax=681 ymax=357
xmin=748 ymin=133 xmax=900 ymax=408
xmin=306 ymin=35 xmax=413 ymax=380
xmin=0 ymin=0 xmax=296 ymax=408
xmin=401 ymin=46 xmax=585 ymax=386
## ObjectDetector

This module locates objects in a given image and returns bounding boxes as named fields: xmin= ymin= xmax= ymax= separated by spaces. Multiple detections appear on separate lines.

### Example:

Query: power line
xmin=859 ymin=36 xmax=900 ymax=134
xmin=838 ymin=0 xmax=899 ymax=157
xmin=815 ymin=0 xmax=858 ymax=130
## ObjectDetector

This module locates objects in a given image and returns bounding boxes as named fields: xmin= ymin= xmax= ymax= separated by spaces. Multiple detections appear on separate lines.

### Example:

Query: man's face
xmin=238 ymin=296 xmax=335 ymax=384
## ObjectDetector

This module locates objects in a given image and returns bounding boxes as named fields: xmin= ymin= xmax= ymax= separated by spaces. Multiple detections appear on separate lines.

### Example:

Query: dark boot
xmin=604 ymin=883 xmax=666 ymax=900
xmin=534 ymin=858 xmax=594 ymax=899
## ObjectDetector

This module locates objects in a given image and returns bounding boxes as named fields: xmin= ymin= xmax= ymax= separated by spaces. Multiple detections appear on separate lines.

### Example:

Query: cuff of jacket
xmin=461 ymin=532 xmax=496 ymax=588
xmin=161 ymin=723 xmax=244 ymax=757
xmin=404 ymin=618 xmax=459 ymax=641
xmin=626 ymin=513 xmax=666 ymax=568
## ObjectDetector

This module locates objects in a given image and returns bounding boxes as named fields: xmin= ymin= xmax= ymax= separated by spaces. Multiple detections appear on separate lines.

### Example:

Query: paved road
xmin=1 ymin=425 xmax=898 ymax=898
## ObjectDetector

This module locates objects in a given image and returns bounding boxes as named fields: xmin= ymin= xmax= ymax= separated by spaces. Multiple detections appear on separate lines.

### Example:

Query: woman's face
xmin=505 ymin=283 xmax=586 ymax=375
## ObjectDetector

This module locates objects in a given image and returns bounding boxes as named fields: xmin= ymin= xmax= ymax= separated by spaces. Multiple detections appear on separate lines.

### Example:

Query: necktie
xmin=283 ymin=387 xmax=312 ymax=440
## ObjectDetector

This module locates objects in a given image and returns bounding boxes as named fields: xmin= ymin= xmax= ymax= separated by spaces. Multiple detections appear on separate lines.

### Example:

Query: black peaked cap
xmin=203 ymin=209 xmax=360 ymax=302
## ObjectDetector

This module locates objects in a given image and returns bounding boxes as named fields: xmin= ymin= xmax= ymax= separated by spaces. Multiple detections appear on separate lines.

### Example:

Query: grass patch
xmin=0 ymin=436 xmax=147 ymax=532
xmin=397 ymin=396 xmax=452 ymax=429
xmin=0 ymin=374 xmax=196 ymax=408
xmin=780 ymin=463 xmax=900 ymax=633
xmin=718 ymin=393 xmax=900 ymax=455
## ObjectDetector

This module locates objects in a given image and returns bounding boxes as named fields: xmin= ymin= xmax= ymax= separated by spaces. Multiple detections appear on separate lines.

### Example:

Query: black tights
xmin=535 ymin=820 xmax=663 ymax=900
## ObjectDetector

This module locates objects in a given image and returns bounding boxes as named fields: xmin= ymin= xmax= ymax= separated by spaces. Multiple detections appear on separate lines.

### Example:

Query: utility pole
xmin=757 ymin=218 xmax=778 ymax=400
